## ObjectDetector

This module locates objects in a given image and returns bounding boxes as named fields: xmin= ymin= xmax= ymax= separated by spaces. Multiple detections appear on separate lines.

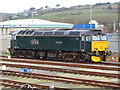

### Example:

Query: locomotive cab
xmin=80 ymin=33 xmax=108 ymax=62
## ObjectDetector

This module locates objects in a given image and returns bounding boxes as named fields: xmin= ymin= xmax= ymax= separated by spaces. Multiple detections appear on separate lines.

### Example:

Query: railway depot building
xmin=0 ymin=19 xmax=73 ymax=35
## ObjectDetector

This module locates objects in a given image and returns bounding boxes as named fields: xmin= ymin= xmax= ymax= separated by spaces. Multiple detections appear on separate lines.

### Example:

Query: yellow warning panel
xmin=116 ymin=57 xmax=119 ymax=62
xmin=91 ymin=56 xmax=101 ymax=62
xmin=91 ymin=41 xmax=108 ymax=51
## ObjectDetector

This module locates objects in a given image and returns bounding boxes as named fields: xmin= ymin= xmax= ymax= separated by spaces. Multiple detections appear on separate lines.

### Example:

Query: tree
xmin=108 ymin=5 xmax=112 ymax=10
xmin=106 ymin=2 xmax=111 ymax=4
xmin=29 ymin=7 xmax=36 ymax=12
xmin=39 ymin=7 xmax=43 ymax=10
xmin=56 ymin=4 xmax=60 ymax=8
xmin=45 ymin=5 xmax=49 ymax=9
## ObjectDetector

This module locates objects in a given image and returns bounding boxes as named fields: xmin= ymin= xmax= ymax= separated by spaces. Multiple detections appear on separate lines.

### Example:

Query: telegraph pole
xmin=31 ymin=12 xmax=36 ymax=29
xmin=113 ymin=22 xmax=116 ymax=32
xmin=90 ymin=4 xmax=92 ymax=29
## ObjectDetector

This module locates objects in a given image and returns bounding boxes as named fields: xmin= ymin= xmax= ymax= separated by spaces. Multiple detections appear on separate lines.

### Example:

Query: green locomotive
xmin=9 ymin=29 xmax=109 ymax=62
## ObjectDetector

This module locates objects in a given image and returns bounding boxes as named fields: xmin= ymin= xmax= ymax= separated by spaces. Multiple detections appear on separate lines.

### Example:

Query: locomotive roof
xmin=14 ymin=29 xmax=106 ymax=36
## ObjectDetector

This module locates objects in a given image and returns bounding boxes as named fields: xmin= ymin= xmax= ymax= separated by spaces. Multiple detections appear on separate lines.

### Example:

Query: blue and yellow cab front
xmin=91 ymin=34 xmax=109 ymax=62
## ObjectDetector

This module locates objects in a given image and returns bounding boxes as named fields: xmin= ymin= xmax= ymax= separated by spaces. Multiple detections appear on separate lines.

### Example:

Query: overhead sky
xmin=0 ymin=0 xmax=119 ymax=13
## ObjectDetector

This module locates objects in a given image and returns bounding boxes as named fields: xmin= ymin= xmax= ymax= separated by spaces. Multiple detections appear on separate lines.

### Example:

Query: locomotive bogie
xmin=10 ymin=49 xmax=92 ymax=62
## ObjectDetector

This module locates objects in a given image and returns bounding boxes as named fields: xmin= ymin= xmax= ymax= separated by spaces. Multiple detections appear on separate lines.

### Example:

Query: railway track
xmin=1 ymin=58 xmax=120 ymax=71
xmin=0 ymin=55 xmax=120 ymax=67
xmin=1 ymin=62 xmax=120 ymax=78
xmin=1 ymin=79 xmax=69 ymax=90
xmin=1 ymin=56 xmax=119 ymax=89
xmin=1 ymin=70 xmax=120 ymax=89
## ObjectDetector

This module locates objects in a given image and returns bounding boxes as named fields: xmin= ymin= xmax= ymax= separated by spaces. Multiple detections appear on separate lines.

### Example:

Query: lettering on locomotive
xmin=55 ymin=41 xmax=63 ymax=44
xmin=31 ymin=39 xmax=39 ymax=45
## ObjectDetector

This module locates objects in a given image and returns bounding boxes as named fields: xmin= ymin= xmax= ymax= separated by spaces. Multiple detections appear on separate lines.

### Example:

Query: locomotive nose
xmin=92 ymin=41 xmax=108 ymax=51
xmin=91 ymin=41 xmax=109 ymax=62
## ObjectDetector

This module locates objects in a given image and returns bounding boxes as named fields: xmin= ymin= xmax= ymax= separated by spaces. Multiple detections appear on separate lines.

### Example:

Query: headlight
xmin=105 ymin=48 xmax=108 ymax=50
xmin=94 ymin=48 xmax=98 ymax=51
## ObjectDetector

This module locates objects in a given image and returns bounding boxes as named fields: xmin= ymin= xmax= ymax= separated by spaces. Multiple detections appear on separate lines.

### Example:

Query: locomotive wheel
xmin=81 ymin=53 xmax=92 ymax=62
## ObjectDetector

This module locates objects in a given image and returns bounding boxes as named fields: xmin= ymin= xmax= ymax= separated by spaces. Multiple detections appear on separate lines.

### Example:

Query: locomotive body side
xmin=14 ymin=36 xmax=81 ymax=51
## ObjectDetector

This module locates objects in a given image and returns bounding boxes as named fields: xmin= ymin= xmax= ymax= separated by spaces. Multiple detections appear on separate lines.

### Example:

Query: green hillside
xmin=33 ymin=3 xmax=118 ymax=31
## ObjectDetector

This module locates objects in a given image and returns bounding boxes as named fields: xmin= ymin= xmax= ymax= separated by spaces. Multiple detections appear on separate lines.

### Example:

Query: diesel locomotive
xmin=9 ymin=29 xmax=109 ymax=62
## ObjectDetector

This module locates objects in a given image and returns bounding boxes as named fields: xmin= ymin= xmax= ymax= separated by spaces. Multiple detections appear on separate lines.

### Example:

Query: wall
xmin=0 ymin=35 xmax=10 ymax=54
xmin=107 ymin=33 xmax=120 ymax=53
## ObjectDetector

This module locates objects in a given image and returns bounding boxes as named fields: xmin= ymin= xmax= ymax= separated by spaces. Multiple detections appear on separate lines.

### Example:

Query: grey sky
xmin=0 ymin=0 xmax=119 ymax=13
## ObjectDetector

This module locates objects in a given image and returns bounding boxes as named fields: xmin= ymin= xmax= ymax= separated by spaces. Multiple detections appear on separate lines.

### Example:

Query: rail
xmin=1 ymin=58 xmax=119 ymax=71
xmin=1 ymin=62 xmax=120 ymax=78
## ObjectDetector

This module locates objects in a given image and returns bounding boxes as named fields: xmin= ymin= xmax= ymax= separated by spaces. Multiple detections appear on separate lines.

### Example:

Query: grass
xmin=37 ymin=7 xmax=117 ymax=20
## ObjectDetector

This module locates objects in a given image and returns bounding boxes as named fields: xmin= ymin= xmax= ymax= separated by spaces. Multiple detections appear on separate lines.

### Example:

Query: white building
xmin=0 ymin=19 xmax=73 ymax=35
xmin=89 ymin=20 xmax=104 ymax=30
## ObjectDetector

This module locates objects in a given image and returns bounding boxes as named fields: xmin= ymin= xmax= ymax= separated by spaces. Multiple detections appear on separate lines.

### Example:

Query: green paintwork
xmin=14 ymin=36 xmax=92 ymax=52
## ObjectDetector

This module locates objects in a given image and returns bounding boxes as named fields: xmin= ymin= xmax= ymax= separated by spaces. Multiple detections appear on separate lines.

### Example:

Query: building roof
xmin=89 ymin=20 xmax=99 ymax=25
xmin=0 ymin=19 xmax=73 ymax=28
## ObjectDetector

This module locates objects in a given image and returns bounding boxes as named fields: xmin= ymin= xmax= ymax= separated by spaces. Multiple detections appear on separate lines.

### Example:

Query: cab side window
xmin=85 ymin=36 xmax=91 ymax=41
xmin=81 ymin=36 xmax=85 ymax=41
